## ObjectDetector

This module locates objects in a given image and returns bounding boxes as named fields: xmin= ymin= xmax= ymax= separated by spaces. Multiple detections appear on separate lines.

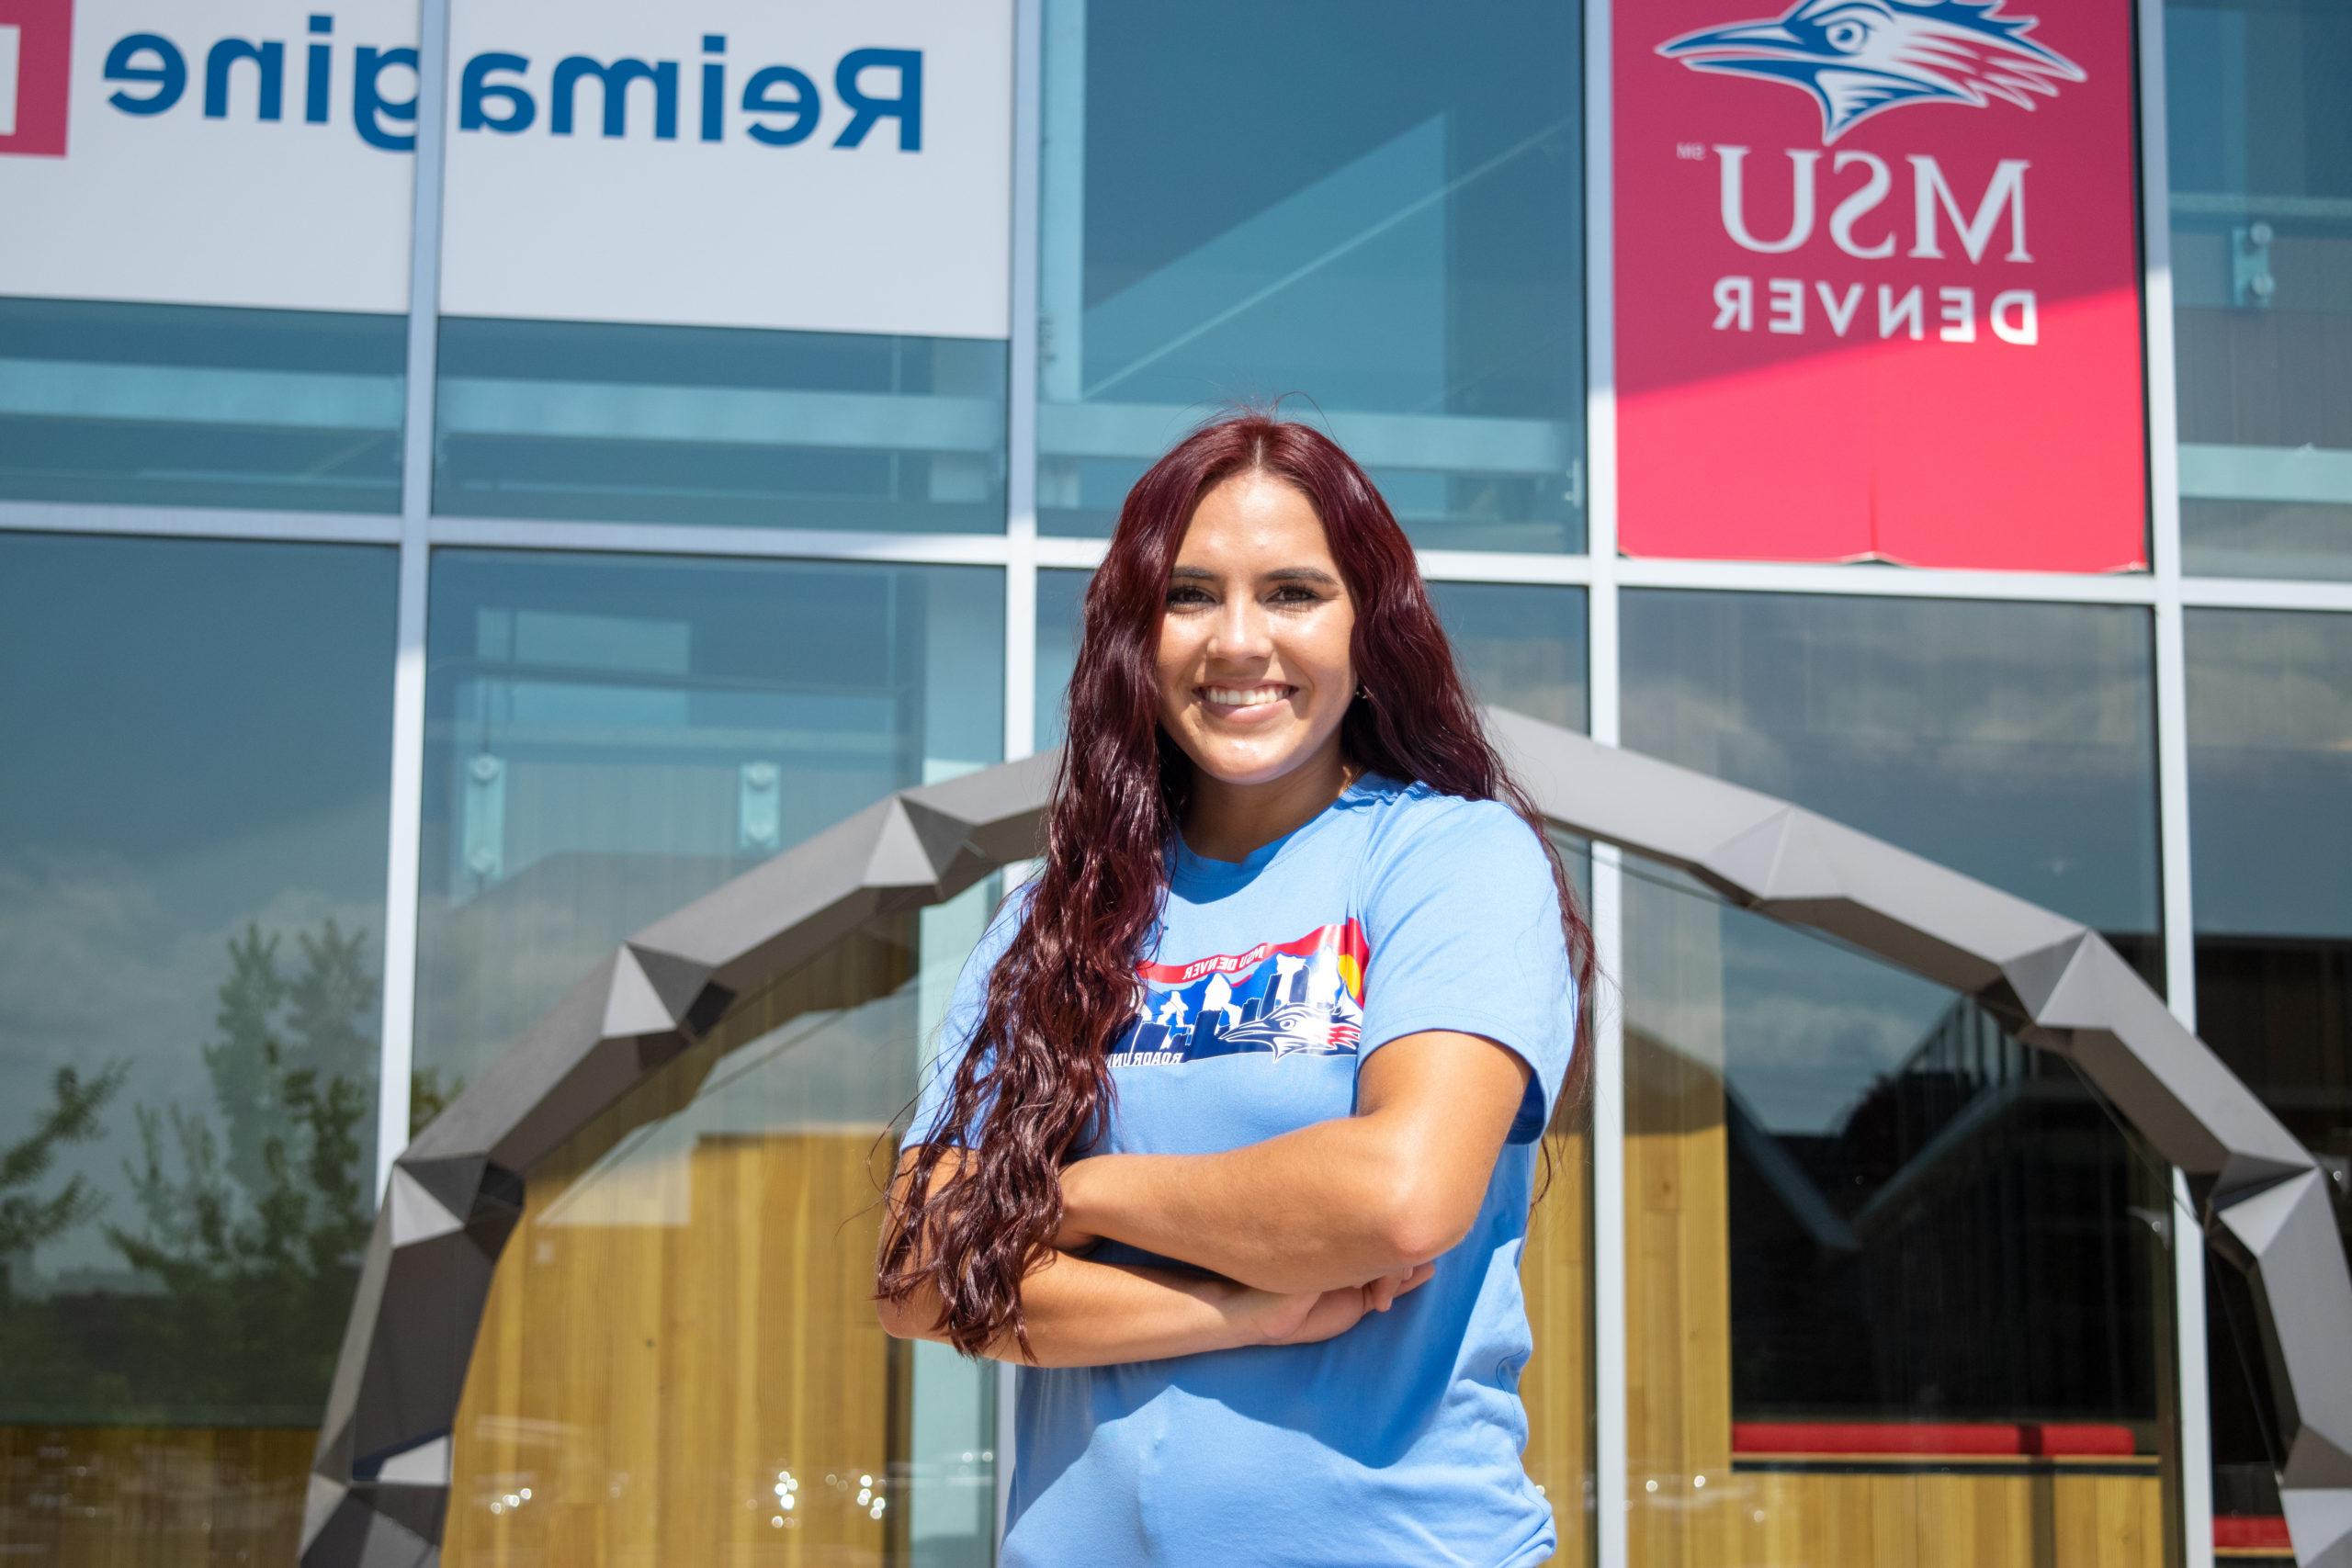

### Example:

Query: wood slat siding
xmin=1523 ymin=1127 xmax=1595 ymax=1568
xmin=445 ymin=930 xmax=911 ymax=1566
xmin=0 ymin=1424 xmax=314 ymax=1565
xmin=442 ymin=1124 xmax=899 ymax=1566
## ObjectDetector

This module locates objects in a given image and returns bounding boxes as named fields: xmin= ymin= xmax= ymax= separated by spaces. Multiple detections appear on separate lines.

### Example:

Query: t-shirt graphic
xmin=1110 ymin=918 xmax=1368 ymax=1066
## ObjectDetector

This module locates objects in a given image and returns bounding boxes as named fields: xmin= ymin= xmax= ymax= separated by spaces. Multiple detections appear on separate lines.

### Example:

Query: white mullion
xmin=1032 ymin=533 xmax=1106 ymax=570
xmin=375 ymin=0 xmax=451 ymax=1203
xmin=2180 ymin=576 xmax=2352 ymax=614
xmin=1583 ymin=0 xmax=1628 ymax=1560
xmin=0 ymin=501 xmax=401 ymax=545
xmin=2138 ymin=0 xmax=2214 ymax=1560
xmin=997 ymin=0 xmax=1047 ymax=1547
xmin=1416 ymin=548 xmax=1596 ymax=586
xmin=1611 ymin=554 xmax=2157 ymax=604
xmin=428 ymin=514 xmax=1019 ymax=566
xmin=1002 ymin=62 xmax=1042 ymax=782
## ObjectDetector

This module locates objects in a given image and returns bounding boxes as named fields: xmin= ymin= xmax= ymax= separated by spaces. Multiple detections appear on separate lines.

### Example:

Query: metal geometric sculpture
xmin=304 ymin=712 xmax=2352 ymax=1568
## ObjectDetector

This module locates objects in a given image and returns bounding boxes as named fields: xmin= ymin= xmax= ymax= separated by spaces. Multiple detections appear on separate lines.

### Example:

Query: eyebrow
xmin=1168 ymin=565 xmax=1342 ymax=587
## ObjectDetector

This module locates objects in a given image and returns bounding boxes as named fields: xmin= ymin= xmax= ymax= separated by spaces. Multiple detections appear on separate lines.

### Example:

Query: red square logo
xmin=0 ymin=0 xmax=74 ymax=158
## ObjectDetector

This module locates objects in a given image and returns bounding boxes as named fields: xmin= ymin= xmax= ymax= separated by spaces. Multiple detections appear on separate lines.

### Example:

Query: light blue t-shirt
xmin=904 ymin=769 xmax=1580 ymax=1567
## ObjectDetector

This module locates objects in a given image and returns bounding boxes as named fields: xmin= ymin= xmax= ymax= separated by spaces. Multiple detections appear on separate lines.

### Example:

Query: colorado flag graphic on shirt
xmin=1109 ymin=918 xmax=1368 ymax=1066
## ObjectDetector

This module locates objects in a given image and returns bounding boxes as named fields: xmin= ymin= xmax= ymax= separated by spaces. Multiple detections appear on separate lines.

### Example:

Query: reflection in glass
xmin=442 ymin=900 xmax=1001 ymax=1566
xmin=1623 ymin=856 xmax=2175 ymax=1564
xmin=434 ymin=319 xmax=1008 ymax=532
xmin=0 ymin=299 xmax=405 ymax=513
xmin=1620 ymin=592 xmax=2175 ymax=1562
xmin=2165 ymin=0 xmax=2352 ymax=579
xmin=415 ymin=550 xmax=1004 ymax=1100
xmin=2187 ymin=609 xmax=2352 ymax=1533
xmin=1429 ymin=581 xmax=1589 ymax=736
xmin=1623 ymin=591 xmax=2164 ymax=983
xmin=1036 ymin=0 xmax=1585 ymax=551
xmin=1035 ymin=568 xmax=1091 ymax=752
xmin=0 ymin=533 xmax=396 ymax=1559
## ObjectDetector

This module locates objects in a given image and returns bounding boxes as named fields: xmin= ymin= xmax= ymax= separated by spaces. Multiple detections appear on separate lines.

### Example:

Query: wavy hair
xmin=875 ymin=411 xmax=1599 ymax=1360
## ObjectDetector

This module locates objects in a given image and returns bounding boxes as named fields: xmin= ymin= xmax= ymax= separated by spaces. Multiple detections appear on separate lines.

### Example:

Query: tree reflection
xmin=0 ymin=915 xmax=392 ymax=1425
xmin=0 ymin=1066 xmax=128 ymax=1287
xmin=99 ymin=918 xmax=377 ymax=1418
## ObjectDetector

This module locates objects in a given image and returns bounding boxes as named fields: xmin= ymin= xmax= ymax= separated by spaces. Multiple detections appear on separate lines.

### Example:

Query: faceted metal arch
xmin=304 ymin=713 xmax=2352 ymax=1568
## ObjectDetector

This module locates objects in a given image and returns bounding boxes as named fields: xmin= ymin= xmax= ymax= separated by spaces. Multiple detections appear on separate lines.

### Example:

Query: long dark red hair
xmin=875 ymin=412 xmax=1598 ymax=1360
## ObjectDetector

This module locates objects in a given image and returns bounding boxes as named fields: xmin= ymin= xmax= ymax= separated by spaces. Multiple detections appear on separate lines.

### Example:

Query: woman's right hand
xmin=1233 ymin=1262 xmax=1437 ymax=1347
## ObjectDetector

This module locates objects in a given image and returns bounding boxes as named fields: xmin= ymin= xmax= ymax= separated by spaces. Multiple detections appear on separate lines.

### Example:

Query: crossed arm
xmin=874 ymin=1030 xmax=1532 ymax=1364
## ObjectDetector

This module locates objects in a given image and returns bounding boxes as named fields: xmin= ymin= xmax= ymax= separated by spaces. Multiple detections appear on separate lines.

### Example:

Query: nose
xmin=1204 ymin=592 xmax=1275 ymax=664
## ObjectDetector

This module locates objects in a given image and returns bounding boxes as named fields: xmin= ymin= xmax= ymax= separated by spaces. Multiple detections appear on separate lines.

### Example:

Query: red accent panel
xmin=2027 ymin=1422 xmax=2138 ymax=1457
xmin=2213 ymin=1516 xmax=2292 ymax=1552
xmin=1733 ymin=1420 xmax=2140 ymax=1457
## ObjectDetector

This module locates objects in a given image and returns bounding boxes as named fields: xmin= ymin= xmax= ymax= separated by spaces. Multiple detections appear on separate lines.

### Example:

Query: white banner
xmin=0 ymin=0 xmax=419 ymax=313
xmin=0 ymin=0 xmax=1013 ymax=338
xmin=439 ymin=0 xmax=1012 ymax=340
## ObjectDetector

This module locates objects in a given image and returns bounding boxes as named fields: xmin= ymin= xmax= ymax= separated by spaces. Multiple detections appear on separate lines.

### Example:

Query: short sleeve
xmin=900 ymin=876 xmax=1037 ymax=1155
xmin=1357 ymin=799 xmax=1579 ymax=1145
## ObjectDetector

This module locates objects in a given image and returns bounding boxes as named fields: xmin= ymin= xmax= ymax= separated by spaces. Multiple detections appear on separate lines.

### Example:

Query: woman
xmin=875 ymin=411 xmax=1598 ymax=1565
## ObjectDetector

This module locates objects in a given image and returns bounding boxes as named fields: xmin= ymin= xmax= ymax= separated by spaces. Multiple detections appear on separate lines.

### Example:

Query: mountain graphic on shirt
xmin=1110 ymin=918 xmax=1368 ymax=1065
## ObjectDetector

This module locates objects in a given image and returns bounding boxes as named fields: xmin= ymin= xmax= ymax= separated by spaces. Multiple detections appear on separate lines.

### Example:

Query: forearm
xmin=1066 ymin=1117 xmax=1425 ymax=1295
xmin=888 ymin=1250 xmax=1260 ymax=1368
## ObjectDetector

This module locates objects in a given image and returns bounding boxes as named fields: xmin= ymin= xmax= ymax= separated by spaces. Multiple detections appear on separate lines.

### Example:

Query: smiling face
xmin=1155 ymin=470 xmax=1358 ymax=794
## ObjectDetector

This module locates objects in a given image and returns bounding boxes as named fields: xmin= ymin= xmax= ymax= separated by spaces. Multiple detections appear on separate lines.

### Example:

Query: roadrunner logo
xmin=1110 ymin=919 xmax=1367 ymax=1066
xmin=1657 ymin=0 xmax=2086 ymax=144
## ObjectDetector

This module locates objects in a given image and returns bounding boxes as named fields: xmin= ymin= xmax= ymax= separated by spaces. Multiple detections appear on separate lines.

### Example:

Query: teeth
xmin=1204 ymin=685 xmax=1289 ymax=707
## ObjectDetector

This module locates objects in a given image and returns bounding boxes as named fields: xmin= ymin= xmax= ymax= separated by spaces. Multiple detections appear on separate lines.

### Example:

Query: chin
xmin=1188 ymin=741 xmax=1310 ymax=787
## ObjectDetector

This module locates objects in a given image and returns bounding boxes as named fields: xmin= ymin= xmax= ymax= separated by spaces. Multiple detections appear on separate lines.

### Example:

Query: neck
xmin=1181 ymin=746 xmax=1358 ymax=864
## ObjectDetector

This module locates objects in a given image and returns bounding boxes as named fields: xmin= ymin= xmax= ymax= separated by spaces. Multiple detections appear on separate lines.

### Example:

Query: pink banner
xmin=1614 ymin=0 xmax=2147 ymax=570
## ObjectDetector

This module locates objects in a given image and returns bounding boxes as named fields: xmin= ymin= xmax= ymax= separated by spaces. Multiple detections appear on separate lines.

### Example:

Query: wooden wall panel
xmin=1522 ymin=1128 xmax=1593 ymax=1568
xmin=445 ymin=928 xmax=913 ymax=1567
xmin=441 ymin=1126 xmax=899 ymax=1567
xmin=0 ymin=1424 xmax=313 ymax=1566
xmin=1626 ymin=864 xmax=1738 ymax=1568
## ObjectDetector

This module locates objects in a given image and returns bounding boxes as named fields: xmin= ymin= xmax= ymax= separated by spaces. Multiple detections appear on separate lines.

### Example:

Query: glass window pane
xmin=1035 ymin=567 xmax=1091 ymax=751
xmin=1621 ymin=591 xmax=2175 ymax=1559
xmin=0 ymin=533 xmax=395 ymax=1557
xmin=2165 ymin=0 xmax=2352 ymax=579
xmin=1621 ymin=860 xmax=2177 ymax=1557
xmin=1623 ymin=592 xmax=2163 ymax=973
xmin=1429 ymin=581 xmax=1589 ymax=735
xmin=434 ymin=319 xmax=1007 ymax=533
xmin=442 ymin=902 xmax=1001 ymax=1565
xmin=1036 ymin=0 xmax=1585 ymax=552
xmin=2186 ymin=608 xmax=2352 ymax=1532
xmin=415 ymin=550 xmax=1005 ymax=1096
xmin=414 ymin=554 xmax=1005 ymax=1562
xmin=0 ymin=299 xmax=406 ymax=514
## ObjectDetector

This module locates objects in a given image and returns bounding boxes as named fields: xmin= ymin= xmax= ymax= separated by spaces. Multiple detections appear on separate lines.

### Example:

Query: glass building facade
xmin=0 ymin=1 xmax=2343 ymax=1564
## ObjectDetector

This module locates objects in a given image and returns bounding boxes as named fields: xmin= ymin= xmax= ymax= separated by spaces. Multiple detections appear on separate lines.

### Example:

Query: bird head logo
xmin=1656 ymin=0 xmax=2086 ymax=144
